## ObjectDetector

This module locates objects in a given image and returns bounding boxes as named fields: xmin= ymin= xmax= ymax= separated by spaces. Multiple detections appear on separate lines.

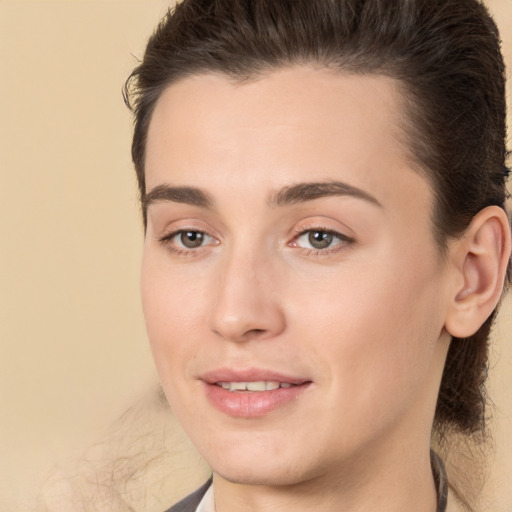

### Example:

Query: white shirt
xmin=196 ymin=485 xmax=215 ymax=512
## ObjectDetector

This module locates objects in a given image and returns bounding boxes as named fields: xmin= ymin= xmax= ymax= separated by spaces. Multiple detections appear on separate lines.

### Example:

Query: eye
xmin=292 ymin=229 xmax=352 ymax=252
xmin=301 ymin=230 xmax=336 ymax=249
xmin=160 ymin=229 xmax=216 ymax=253
xmin=177 ymin=230 xmax=209 ymax=249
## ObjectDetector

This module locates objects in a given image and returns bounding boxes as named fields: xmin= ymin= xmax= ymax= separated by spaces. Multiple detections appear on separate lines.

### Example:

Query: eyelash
xmin=290 ymin=227 xmax=354 ymax=256
xmin=158 ymin=227 xmax=354 ymax=257
xmin=159 ymin=229 xmax=217 ymax=257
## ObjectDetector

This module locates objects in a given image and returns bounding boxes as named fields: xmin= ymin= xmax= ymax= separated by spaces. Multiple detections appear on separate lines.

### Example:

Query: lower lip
xmin=204 ymin=383 xmax=311 ymax=417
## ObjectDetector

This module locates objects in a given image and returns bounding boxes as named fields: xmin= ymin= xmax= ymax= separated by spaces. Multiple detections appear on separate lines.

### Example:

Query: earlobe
xmin=445 ymin=206 xmax=511 ymax=338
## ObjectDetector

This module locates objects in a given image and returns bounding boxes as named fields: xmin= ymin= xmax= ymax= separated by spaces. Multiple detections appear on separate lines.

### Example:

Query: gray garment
xmin=167 ymin=478 xmax=213 ymax=512
xmin=166 ymin=451 xmax=448 ymax=512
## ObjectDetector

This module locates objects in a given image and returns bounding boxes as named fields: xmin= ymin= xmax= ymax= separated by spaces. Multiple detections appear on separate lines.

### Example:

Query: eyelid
xmin=154 ymin=216 xmax=219 ymax=242
xmin=159 ymin=228 xmax=214 ymax=244
xmin=158 ymin=227 xmax=219 ymax=256
xmin=289 ymin=225 xmax=355 ymax=256
xmin=291 ymin=220 xmax=355 ymax=241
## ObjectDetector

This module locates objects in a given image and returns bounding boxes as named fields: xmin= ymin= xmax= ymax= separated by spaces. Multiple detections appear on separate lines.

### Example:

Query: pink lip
xmin=200 ymin=368 xmax=309 ymax=385
xmin=200 ymin=368 xmax=312 ymax=418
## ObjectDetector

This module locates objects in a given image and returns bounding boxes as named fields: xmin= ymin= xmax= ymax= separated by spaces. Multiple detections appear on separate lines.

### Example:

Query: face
xmin=142 ymin=67 xmax=452 ymax=487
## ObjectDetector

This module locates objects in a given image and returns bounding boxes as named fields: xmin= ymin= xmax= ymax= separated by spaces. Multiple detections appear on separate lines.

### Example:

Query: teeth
xmin=247 ymin=381 xmax=266 ymax=391
xmin=265 ymin=381 xmax=280 ymax=391
xmin=216 ymin=381 xmax=295 ymax=392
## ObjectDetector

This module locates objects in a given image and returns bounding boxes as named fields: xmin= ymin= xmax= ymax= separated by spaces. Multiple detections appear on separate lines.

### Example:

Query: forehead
xmin=145 ymin=66 xmax=431 ymax=216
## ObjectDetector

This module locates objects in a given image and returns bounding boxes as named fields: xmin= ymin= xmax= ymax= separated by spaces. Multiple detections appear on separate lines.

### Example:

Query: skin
xmin=141 ymin=67 xmax=470 ymax=512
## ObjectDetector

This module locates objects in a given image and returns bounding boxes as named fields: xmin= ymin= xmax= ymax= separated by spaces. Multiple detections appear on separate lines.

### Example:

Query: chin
xmin=213 ymin=462 xmax=312 ymax=487
xmin=205 ymin=443 xmax=328 ymax=488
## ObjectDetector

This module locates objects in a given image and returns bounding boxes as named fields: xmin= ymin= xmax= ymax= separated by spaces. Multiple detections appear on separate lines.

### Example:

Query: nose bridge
xmin=209 ymin=240 xmax=285 ymax=342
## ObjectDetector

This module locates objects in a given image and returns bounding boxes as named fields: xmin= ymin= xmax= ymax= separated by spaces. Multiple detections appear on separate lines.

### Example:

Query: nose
xmin=208 ymin=248 xmax=286 ymax=343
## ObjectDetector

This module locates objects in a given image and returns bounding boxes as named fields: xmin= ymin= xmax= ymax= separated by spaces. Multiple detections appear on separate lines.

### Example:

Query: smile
xmin=216 ymin=381 xmax=295 ymax=392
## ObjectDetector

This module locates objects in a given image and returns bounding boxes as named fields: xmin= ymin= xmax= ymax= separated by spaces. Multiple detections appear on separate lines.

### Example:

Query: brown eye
xmin=179 ymin=230 xmax=205 ymax=248
xmin=308 ymin=230 xmax=334 ymax=249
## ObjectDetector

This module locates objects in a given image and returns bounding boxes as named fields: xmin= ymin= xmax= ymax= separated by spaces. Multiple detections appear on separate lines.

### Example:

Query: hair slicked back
xmin=124 ymin=0 xmax=509 ymax=466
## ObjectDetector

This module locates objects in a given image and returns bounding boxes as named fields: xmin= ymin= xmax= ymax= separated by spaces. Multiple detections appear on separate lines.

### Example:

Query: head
xmin=124 ymin=0 xmax=510 ymax=499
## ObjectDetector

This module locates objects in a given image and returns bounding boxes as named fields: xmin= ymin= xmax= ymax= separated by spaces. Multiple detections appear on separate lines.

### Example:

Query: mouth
xmin=200 ymin=369 xmax=312 ymax=417
xmin=200 ymin=368 xmax=309 ymax=388
xmin=215 ymin=381 xmax=296 ymax=392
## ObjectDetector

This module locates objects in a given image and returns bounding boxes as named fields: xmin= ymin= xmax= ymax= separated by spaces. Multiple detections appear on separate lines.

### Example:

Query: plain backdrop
xmin=1 ymin=1 xmax=511 ymax=511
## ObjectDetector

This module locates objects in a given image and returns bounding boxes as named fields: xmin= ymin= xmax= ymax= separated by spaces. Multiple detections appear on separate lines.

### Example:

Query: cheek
xmin=297 ymin=255 xmax=444 ymax=414
xmin=140 ymin=249 xmax=206 ymax=376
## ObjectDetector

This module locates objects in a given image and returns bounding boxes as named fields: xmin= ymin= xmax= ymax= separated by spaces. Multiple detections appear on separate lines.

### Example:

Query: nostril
xmin=240 ymin=328 xmax=268 ymax=341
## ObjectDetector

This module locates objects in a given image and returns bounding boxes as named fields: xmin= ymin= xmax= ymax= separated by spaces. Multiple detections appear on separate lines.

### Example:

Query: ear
xmin=445 ymin=206 xmax=511 ymax=338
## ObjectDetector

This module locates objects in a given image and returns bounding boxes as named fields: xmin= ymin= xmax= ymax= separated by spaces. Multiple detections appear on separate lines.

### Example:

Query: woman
xmin=124 ymin=0 xmax=511 ymax=511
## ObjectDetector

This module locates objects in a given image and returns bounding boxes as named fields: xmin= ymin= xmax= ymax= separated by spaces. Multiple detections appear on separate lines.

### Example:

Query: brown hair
xmin=124 ymin=0 xmax=509 ymax=505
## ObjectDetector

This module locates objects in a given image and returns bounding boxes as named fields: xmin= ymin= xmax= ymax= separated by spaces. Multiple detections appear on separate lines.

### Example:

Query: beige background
xmin=0 ymin=1 xmax=511 ymax=511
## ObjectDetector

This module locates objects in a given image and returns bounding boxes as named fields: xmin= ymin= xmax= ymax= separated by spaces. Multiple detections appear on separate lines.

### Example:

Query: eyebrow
xmin=143 ymin=184 xmax=213 ymax=210
xmin=143 ymin=180 xmax=382 ymax=211
xmin=269 ymin=181 xmax=382 ymax=208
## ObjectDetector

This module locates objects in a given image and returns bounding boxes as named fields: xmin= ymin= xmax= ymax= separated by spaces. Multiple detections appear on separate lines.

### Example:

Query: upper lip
xmin=199 ymin=367 xmax=310 ymax=385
